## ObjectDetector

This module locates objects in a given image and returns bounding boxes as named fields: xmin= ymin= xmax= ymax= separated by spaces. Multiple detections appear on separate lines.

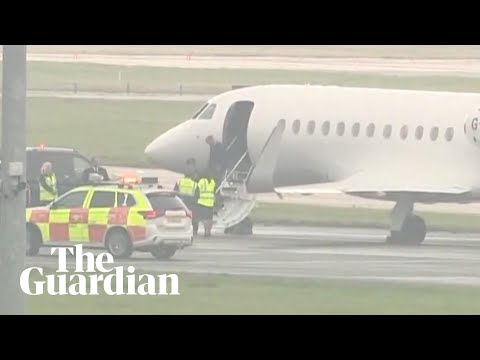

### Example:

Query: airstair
xmin=213 ymin=151 xmax=257 ymax=233
xmin=212 ymin=121 xmax=286 ymax=234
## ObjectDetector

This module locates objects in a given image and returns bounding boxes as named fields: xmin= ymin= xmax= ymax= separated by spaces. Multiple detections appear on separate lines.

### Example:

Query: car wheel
xmin=26 ymin=225 xmax=41 ymax=256
xmin=105 ymin=229 xmax=133 ymax=259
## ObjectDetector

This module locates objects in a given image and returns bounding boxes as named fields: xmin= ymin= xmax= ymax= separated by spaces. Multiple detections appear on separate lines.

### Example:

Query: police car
xmin=25 ymin=177 xmax=193 ymax=260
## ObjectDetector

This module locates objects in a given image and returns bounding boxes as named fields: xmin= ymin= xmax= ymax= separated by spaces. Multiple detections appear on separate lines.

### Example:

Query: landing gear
xmin=151 ymin=245 xmax=177 ymax=260
xmin=387 ymin=214 xmax=427 ymax=245
xmin=386 ymin=200 xmax=427 ymax=246
xmin=225 ymin=217 xmax=253 ymax=235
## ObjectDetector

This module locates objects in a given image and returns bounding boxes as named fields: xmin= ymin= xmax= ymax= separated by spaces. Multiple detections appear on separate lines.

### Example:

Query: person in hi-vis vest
xmin=38 ymin=162 xmax=58 ymax=205
xmin=174 ymin=158 xmax=200 ymax=235
xmin=194 ymin=169 xmax=216 ymax=237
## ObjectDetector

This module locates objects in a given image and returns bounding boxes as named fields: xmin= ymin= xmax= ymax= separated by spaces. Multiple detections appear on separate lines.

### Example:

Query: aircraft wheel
xmin=225 ymin=217 xmax=253 ymax=235
xmin=386 ymin=215 xmax=426 ymax=246
xmin=151 ymin=245 xmax=177 ymax=260
xmin=403 ymin=215 xmax=427 ymax=245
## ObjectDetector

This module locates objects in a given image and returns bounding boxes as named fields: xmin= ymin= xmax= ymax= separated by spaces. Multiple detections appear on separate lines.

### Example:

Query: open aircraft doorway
xmin=223 ymin=101 xmax=254 ymax=174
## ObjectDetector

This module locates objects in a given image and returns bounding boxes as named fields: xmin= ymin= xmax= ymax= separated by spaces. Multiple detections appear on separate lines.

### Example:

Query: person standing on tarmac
xmin=82 ymin=156 xmax=110 ymax=183
xmin=195 ymin=169 xmax=216 ymax=237
xmin=38 ymin=162 xmax=58 ymax=205
xmin=174 ymin=158 xmax=200 ymax=235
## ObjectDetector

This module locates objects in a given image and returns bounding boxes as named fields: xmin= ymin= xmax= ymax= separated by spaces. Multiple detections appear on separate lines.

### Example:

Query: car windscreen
xmin=27 ymin=151 xmax=75 ymax=181
xmin=146 ymin=192 xmax=186 ymax=211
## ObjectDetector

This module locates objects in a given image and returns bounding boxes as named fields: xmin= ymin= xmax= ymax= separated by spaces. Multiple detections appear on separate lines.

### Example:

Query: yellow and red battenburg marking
xmin=30 ymin=209 xmax=50 ymax=223
xmin=28 ymin=207 xmax=147 ymax=243
xmin=69 ymin=208 xmax=89 ymax=223
xmin=50 ymin=224 xmax=69 ymax=242
xmin=108 ymin=207 xmax=146 ymax=241
xmin=89 ymin=225 xmax=107 ymax=243
xmin=108 ymin=207 xmax=129 ymax=225
xmin=128 ymin=226 xmax=146 ymax=241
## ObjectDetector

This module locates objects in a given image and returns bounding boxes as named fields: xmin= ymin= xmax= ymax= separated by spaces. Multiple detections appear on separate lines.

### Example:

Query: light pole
xmin=0 ymin=45 xmax=27 ymax=314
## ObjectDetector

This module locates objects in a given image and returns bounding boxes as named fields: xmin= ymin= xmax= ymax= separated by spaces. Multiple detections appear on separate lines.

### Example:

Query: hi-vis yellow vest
xmin=197 ymin=178 xmax=215 ymax=208
xmin=39 ymin=174 xmax=57 ymax=201
xmin=178 ymin=177 xmax=197 ymax=196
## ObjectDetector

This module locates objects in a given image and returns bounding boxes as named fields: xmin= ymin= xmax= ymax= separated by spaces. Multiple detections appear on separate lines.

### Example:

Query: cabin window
xmin=430 ymin=127 xmax=439 ymax=141
xmin=366 ymin=123 xmax=375 ymax=138
xmin=445 ymin=127 xmax=455 ymax=142
xmin=352 ymin=123 xmax=360 ymax=137
xmin=415 ymin=126 xmax=424 ymax=140
xmin=383 ymin=124 xmax=392 ymax=139
xmin=400 ymin=125 xmax=409 ymax=140
xmin=307 ymin=121 xmax=316 ymax=135
xmin=198 ymin=104 xmax=217 ymax=120
xmin=292 ymin=120 xmax=301 ymax=134
xmin=322 ymin=121 xmax=331 ymax=136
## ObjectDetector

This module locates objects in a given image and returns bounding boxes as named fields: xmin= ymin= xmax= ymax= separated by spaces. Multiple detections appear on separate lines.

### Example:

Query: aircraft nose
xmin=144 ymin=139 xmax=159 ymax=160
xmin=144 ymin=134 xmax=172 ymax=166
xmin=144 ymin=123 xmax=209 ymax=173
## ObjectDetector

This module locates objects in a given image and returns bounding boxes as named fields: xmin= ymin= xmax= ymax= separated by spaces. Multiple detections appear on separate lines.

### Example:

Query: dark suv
xmin=1 ymin=147 xmax=100 ymax=207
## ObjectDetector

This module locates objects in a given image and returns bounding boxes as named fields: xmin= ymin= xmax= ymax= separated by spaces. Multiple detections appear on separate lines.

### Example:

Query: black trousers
xmin=181 ymin=198 xmax=199 ymax=235
xmin=192 ymin=218 xmax=199 ymax=235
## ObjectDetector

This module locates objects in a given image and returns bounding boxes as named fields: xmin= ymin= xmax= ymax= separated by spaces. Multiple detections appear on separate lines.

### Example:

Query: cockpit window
xmin=192 ymin=103 xmax=209 ymax=119
xmin=197 ymin=104 xmax=217 ymax=120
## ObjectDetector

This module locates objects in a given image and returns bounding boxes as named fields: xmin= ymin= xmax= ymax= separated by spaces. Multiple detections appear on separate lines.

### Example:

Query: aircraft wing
xmin=274 ymin=168 xmax=474 ymax=199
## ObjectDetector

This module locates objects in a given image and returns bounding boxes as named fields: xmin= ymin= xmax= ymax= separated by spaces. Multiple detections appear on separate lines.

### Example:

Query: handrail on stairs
xmin=225 ymin=136 xmax=238 ymax=152
xmin=214 ymin=198 xmax=257 ymax=229
xmin=216 ymin=151 xmax=249 ymax=194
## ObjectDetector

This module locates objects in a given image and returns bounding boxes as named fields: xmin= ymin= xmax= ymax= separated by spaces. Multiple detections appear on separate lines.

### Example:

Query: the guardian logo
xmin=20 ymin=245 xmax=180 ymax=296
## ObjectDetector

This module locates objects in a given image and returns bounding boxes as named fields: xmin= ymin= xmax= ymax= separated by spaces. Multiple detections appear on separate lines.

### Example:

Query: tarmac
xmin=27 ymin=226 xmax=480 ymax=287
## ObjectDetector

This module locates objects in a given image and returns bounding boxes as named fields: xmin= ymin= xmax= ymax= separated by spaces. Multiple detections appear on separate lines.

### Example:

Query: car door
xmin=86 ymin=189 xmax=117 ymax=244
xmin=72 ymin=154 xmax=94 ymax=185
xmin=44 ymin=152 xmax=75 ymax=196
xmin=26 ymin=151 xmax=45 ymax=206
xmin=48 ymin=190 xmax=89 ymax=244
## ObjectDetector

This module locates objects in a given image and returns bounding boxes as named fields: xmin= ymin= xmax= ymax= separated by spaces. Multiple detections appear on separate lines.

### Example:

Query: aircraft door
xmin=222 ymin=101 xmax=255 ymax=173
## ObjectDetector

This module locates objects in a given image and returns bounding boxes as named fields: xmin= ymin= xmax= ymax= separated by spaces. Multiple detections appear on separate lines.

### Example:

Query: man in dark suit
xmin=205 ymin=135 xmax=227 ymax=183
xmin=82 ymin=157 xmax=110 ymax=183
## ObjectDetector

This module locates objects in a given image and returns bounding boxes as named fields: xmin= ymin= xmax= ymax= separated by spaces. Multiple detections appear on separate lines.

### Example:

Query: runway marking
xmin=279 ymin=248 xmax=480 ymax=259
xmin=228 ymin=229 xmax=480 ymax=242
xmin=325 ymin=276 xmax=480 ymax=286
xmin=26 ymin=54 xmax=480 ymax=76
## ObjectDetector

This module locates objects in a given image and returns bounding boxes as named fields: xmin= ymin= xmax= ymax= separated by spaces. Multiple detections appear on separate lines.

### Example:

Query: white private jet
xmin=144 ymin=84 xmax=480 ymax=244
